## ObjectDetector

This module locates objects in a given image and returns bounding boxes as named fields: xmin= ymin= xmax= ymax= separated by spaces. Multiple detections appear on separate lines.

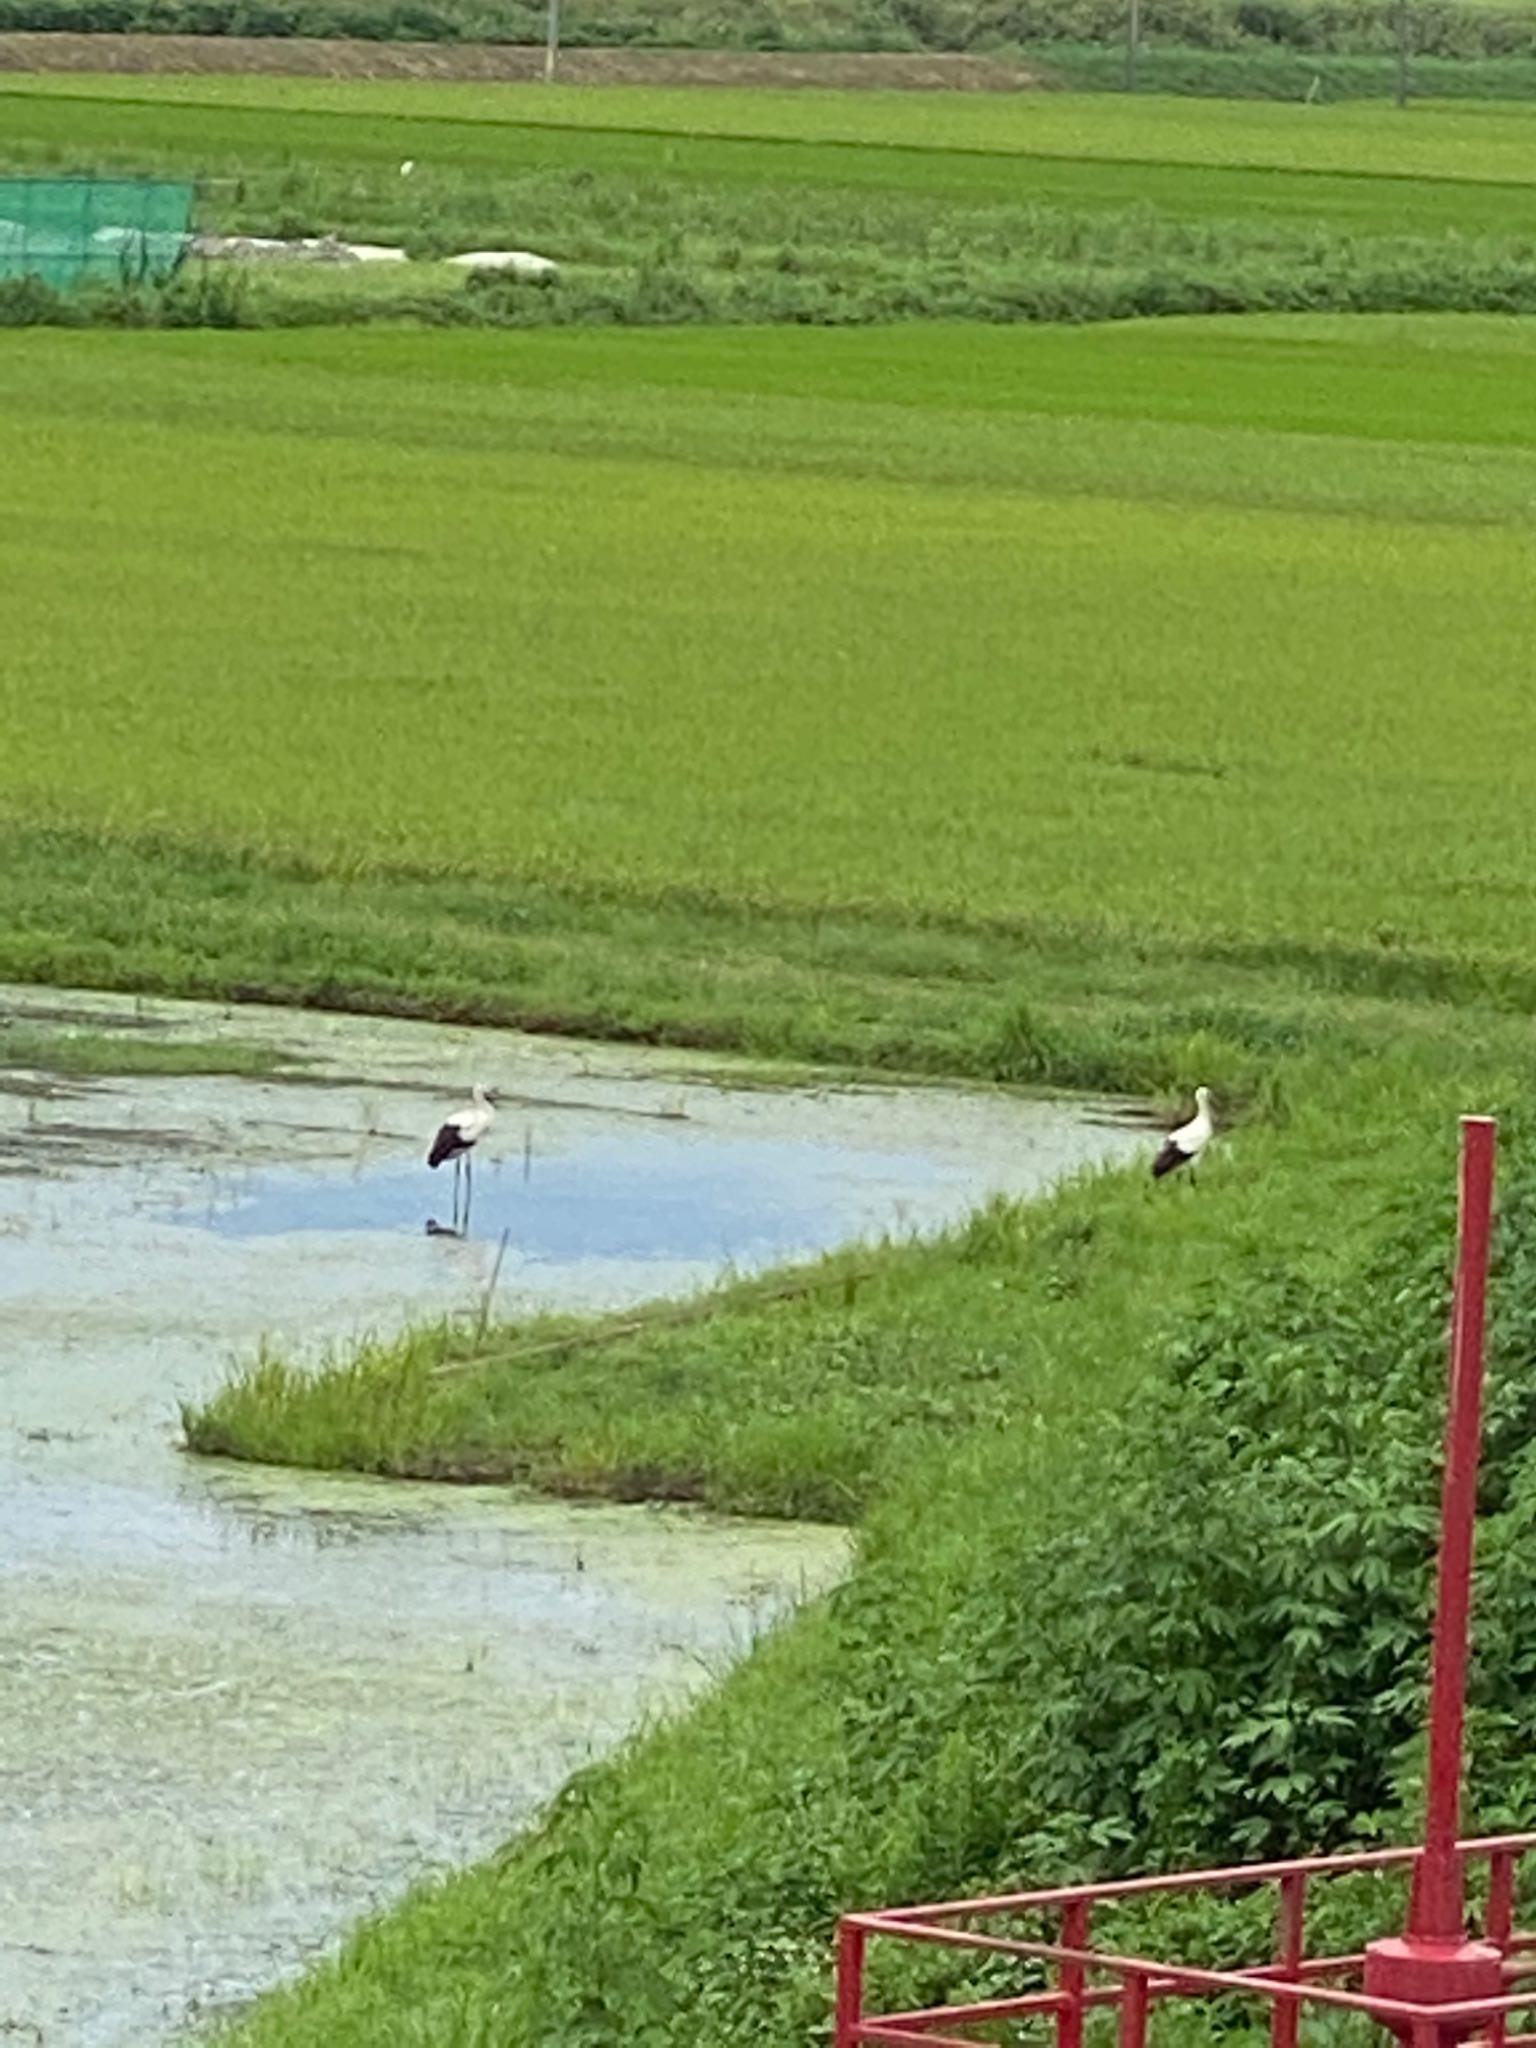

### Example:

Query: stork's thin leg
xmin=453 ymin=1156 xmax=463 ymax=1232
xmin=464 ymin=1152 xmax=473 ymax=1232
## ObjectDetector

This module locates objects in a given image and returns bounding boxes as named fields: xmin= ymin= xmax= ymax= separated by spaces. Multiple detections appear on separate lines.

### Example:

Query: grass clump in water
xmin=187 ymin=1335 xmax=451 ymax=1478
xmin=0 ymin=1018 xmax=298 ymax=1080
xmin=189 ymin=1222 xmax=1078 ymax=1517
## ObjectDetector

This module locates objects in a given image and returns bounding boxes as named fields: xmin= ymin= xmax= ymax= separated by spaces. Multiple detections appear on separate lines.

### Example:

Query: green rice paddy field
xmin=12 ymin=76 xmax=1536 ymax=227
xmin=6 ymin=303 xmax=1536 ymax=1079
xmin=19 ymin=68 xmax=1536 ymax=167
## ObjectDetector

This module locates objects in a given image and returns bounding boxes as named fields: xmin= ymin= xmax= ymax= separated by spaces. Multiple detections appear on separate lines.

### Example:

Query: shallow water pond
xmin=0 ymin=986 xmax=1145 ymax=2045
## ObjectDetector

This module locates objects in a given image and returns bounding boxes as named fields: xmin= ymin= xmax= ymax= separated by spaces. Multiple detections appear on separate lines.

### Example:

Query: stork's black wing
xmin=428 ymin=1122 xmax=468 ymax=1168
xmin=1151 ymin=1138 xmax=1189 ymax=1179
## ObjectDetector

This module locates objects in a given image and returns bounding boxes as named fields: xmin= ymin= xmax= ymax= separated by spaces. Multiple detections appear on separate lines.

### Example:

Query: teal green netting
xmin=0 ymin=178 xmax=193 ymax=290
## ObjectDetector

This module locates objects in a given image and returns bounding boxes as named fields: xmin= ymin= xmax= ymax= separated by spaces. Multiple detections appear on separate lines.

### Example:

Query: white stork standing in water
xmin=1151 ymin=1085 xmax=1215 ymax=1186
xmin=428 ymin=1083 xmax=497 ymax=1234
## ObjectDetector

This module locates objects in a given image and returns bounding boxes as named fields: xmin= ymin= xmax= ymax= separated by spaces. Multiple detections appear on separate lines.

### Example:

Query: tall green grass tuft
xmin=183 ymin=1335 xmax=449 ymax=1474
xmin=16 ymin=188 xmax=1536 ymax=333
xmin=187 ymin=1207 xmax=1133 ymax=1518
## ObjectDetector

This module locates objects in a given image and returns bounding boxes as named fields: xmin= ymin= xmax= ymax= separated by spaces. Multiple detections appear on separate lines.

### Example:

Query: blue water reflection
xmin=174 ymin=1131 xmax=967 ymax=1267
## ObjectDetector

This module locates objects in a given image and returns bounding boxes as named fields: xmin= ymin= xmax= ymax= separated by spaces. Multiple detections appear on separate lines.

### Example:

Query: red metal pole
xmin=835 ymin=1920 xmax=868 ymax=2048
xmin=1364 ymin=1117 xmax=1503 ymax=2036
xmin=1118 ymin=1970 xmax=1149 ymax=2048
xmin=1057 ymin=1900 xmax=1091 ymax=2048
xmin=1415 ymin=1115 xmax=1497 ymax=1944
xmin=1270 ymin=1873 xmax=1307 ymax=2048
xmin=1487 ymin=1851 xmax=1516 ymax=1951
xmin=1488 ymin=1852 xmax=1517 ymax=2048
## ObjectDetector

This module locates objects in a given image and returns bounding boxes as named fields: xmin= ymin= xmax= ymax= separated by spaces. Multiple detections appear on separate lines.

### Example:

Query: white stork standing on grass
xmin=428 ymin=1083 xmax=497 ymax=1234
xmin=1151 ymin=1086 xmax=1215 ymax=1186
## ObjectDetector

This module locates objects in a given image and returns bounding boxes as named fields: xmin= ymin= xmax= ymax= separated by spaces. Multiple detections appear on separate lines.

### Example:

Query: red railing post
xmin=834 ymin=1920 xmax=867 ymax=2048
xmin=1486 ymin=1851 xmax=1515 ymax=1951
xmin=1270 ymin=1873 xmax=1307 ymax=2048
xmin=1118 ymin=1970 xmax=1149 ymax=2048
xmin=1486 ymin=1852 xmax=1516 ymax=2048
xmin=1058 ymin=1900 xmax=1092 ymax=2048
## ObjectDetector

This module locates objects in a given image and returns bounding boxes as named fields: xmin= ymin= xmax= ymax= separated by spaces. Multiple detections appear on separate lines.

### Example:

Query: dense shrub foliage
xmin=828 ymin=1146 xmax=1536 ymax=1911
xmin=9 ymin=0 xmax=1536 ymax=58
xmin=16 ymin=230 xmax=1536 ymax=332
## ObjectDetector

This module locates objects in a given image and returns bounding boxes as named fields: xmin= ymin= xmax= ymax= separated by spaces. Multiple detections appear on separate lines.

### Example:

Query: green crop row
xmin=1045 ymin=40 xmax=1536 ymax=88
xmin=15 ymin=81 xmax=1536 ymax=242
xmin=20 ymin=71 xmax=1536 ymax=187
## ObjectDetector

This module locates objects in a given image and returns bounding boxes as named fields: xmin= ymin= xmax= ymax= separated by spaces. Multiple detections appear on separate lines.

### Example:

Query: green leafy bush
xmin=24 ymin=226 xmax=1536 ymax=333
xmin=0 ymin=272 xmax=73 ymax=324
xmin=878 ymin=1134 xmax=1536 ymax=1894
xmin=10 ymin=0 xmax=1536 ymax=57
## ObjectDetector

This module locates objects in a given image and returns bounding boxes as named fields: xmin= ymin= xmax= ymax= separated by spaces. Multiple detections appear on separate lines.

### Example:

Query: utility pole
xmin=1125 ymin=0 xmax=1141 ymax=91
xmin=1395 ymin=0 xmax=1410 ymax=105
xmin=544 ymin=0 xmax=560 ymax=83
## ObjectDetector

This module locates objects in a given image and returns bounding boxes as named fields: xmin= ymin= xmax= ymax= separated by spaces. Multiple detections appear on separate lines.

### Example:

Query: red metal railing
xmin=836 ymin=1834 xmax=1536 ymax=2048
xmin=837 ymin=1120 xmax=1530 ymax=2048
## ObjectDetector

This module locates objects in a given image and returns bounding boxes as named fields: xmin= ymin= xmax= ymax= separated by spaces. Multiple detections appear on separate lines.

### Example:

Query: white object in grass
xmin=446 ymin=249 xmax=559 ymax=281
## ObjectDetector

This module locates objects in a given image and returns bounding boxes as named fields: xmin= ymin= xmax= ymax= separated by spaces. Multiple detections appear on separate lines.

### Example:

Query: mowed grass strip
xmin=5 ymin=318 xmax=1536 ymax=986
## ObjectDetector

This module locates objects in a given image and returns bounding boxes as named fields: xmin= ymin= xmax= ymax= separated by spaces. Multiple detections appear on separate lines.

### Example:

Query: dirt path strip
xmin=0 ymin=32 xmax=1045 ymax=86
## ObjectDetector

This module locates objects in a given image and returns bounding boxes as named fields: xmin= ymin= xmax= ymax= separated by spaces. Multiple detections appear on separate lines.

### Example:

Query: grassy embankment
xmin=17 ymin=0 xmax=1536 ymax=100
xmin=13 ymin=81 xmax=1536 ymax=323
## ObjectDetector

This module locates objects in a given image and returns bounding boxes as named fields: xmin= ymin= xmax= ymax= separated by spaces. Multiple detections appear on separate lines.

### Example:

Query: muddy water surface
xmin=0 ymin=987 xmax=1144 ymax=2045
